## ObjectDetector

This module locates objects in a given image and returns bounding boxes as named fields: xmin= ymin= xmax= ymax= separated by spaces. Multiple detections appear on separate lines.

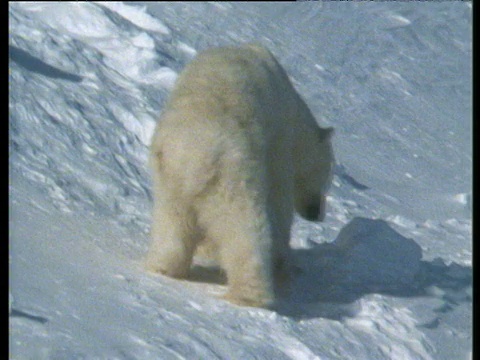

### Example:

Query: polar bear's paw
xmin=222 ymin=285 xmax=275 ymax=309
xmin=222 ymin=293 xmax=274 ymax=309
xmin=144 ymin=253 xmax=190 ymax=279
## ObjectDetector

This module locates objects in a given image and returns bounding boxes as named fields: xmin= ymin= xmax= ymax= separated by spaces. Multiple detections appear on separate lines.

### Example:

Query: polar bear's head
xmin=294 ymin=126 xmax=334 ymax=222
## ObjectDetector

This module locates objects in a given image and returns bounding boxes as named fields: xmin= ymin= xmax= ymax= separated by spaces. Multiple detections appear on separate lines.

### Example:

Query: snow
xmin=9 ymin=1 xmax=471 ymax=359
xmin=95 ymin=1 xmax=171 ymax=35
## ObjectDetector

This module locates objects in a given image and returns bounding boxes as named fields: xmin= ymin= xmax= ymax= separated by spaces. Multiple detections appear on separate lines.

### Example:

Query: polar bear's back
xmin=164 ymin=44 xmax=297 ymax=127
xmin=151 ymin=44 xmax=304 ymax=198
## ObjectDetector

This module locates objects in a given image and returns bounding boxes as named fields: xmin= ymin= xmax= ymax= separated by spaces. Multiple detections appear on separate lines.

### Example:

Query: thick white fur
xmin=145 ymin=44 xmax=334 ymax=308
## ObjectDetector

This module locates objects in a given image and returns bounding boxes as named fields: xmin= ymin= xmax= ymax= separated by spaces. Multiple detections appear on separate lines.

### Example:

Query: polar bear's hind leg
xmin=145 ymin=202 xmax=200 ymax=279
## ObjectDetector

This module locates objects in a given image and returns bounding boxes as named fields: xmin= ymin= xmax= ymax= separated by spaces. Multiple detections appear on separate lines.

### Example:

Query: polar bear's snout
xmin=300 ymin=194 xmax=327 ymax=222
xmin=305 ymin=204 xmax=321 ymax=221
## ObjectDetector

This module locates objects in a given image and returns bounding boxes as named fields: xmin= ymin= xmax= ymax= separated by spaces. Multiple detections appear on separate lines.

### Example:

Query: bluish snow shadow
xmin=276 ymin=217 xmax=471 ymax=320
xmin=9 ymin=45 xmax=83 ymax=83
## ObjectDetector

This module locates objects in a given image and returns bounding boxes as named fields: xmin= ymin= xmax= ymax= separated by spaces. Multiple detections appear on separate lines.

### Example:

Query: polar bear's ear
xmin=317 ymin=127 xmax=334 ymax=142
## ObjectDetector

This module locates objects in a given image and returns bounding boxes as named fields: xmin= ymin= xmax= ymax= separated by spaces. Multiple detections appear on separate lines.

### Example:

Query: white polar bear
xmin=145 ymin=44 xmax=334 ymax=308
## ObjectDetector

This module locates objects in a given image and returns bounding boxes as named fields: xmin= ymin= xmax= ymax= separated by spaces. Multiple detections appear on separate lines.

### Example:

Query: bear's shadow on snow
xmin=187 ymin=217 xmax=471 ymax=320
xmin=275 ymin=217 xmax=472 ymax=320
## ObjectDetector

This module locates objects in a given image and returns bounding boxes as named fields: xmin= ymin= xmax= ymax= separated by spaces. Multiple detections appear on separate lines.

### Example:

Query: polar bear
xmin=145 ymin=44 xmax=334 ymax=308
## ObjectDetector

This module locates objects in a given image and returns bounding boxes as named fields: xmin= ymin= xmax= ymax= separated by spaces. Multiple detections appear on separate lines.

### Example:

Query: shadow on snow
xmin=9 ymin=45 xmax=83 ymax=83
xmin=276 ymin=217 xmax=472 ymax=320
xmin=188 ymin=217 xmax=471 ymax=320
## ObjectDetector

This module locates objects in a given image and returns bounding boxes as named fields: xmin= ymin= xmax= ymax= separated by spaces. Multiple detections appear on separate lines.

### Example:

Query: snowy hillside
xmin=9 ymin=2 xmax=471 ymax=359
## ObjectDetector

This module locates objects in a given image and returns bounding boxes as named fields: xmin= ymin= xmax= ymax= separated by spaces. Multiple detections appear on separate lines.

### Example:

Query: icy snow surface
xmin=9 ymin=2 xmax=471 ymax=359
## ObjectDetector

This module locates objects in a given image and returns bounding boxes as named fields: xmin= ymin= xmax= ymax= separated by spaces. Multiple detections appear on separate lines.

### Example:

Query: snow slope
xmin=9 ymin=2 xmax=471 ymax=359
